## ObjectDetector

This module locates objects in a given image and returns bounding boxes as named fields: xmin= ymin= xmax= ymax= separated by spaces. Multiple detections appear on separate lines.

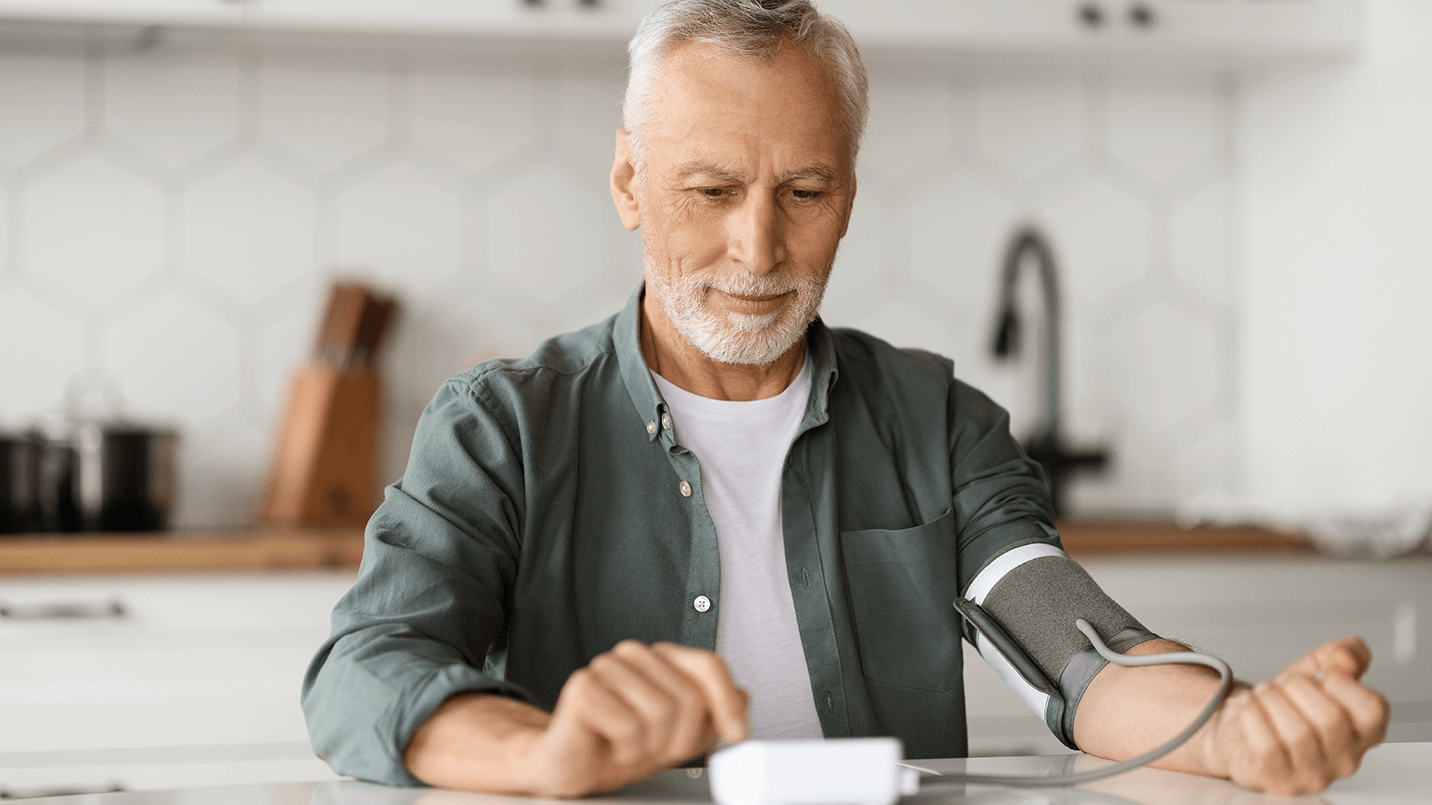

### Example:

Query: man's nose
xmin=727 ymin=193 xmax=786 ymax=274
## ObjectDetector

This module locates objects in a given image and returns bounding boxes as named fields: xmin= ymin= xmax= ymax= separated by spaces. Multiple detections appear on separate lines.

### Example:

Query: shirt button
xmin=646 ymin=420 xmax=657 ymax=435
xmin=679 ymin=480 xmax=692 ymax=497
xmin=661 ymin=413 xmax=672 ymax=430
xmin=693 ymin=595 xmax=711 ymax=612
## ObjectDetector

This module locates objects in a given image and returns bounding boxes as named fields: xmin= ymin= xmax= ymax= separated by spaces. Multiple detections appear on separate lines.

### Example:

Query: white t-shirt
xmin=652 ymin=357 xmax=824 ymax=740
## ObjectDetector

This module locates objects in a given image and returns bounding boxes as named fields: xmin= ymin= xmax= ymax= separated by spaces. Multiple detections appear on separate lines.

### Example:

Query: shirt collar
xmin=803 ymin=313 xmax=839 ymax=433
xmin=615 ymin=284 xmax=840 ymax=443
xmin=615 ymin=287 xmax=667 ymax=443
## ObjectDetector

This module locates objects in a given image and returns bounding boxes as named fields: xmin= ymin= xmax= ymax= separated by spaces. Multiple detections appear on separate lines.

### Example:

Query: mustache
xmin=693 ymin=270 xmax=811 ymax=296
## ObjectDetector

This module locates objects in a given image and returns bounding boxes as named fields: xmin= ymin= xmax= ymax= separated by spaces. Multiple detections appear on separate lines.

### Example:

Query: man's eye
xmin=700 ymin=188 xmax=728 ymax=198
xmin=791 ymin=189 xmax=821 ymax=200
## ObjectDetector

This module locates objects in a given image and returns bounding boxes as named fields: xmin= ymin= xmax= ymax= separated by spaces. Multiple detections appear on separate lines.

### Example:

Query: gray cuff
xmin=1047 ymin=628 xmax=1161 ymax=750
xmin=978 ymin=554 xmax=1157 ymax=751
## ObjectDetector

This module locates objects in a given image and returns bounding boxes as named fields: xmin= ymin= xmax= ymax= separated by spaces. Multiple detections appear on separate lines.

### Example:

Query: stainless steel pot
xmin=75 ymin=423 xmax=180 ymax=532
xmin=0 ymin=432 xmax=43 ymax=534
xmin=34 ymin=419 xmax=81 ymax=532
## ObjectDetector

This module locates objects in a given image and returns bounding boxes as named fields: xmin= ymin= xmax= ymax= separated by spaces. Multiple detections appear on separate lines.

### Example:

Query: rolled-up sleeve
xmin=948 ymin=379 xmax=1060 ymax=595
xmin=301 ymin=375 xmax=533 ymax=786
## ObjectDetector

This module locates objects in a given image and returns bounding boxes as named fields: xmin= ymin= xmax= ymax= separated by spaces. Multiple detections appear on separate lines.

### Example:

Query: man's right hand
xmin=403 ymin=640 xmax=750 ymax=797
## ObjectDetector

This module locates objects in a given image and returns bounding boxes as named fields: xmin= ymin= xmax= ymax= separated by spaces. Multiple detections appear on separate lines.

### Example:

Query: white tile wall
xmin=0 ymin=287 xmax=88 ymax=416
xmin=0 ymin=30 xmax=1236 ymax=528
xmin=1239 ymin=0 xmax=1432 ymax=511
xmin=260 ymin=53 xmax=391 ymax=171
xmin=25 ymin=153 xmax=167 ymax=306
xmin=974 ymin=71 xmax=1085 ymax=182
xmin=185 ymin=159 xmax=317 ymax=302
xmin=0 ymin=52 xmax=87 ymax=166
xmin=1106 ymin=75 xmax=1224 ymax=184
xmin=105 ymin=50 xmax=243 ymax=168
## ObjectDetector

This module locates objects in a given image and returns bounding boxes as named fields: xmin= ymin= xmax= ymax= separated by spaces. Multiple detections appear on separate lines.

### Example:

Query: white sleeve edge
xmin=974 ymin=632 xmax=1053 ymax=719
xmin=964 ymin=542 xmax=1067 ymax=724
xmin=965 ymin=542 xmax=1067 ymax=606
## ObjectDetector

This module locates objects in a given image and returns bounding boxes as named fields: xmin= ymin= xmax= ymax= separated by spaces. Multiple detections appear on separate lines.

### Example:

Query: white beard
xmin=645 ymin=257 xmax=829 ymax=366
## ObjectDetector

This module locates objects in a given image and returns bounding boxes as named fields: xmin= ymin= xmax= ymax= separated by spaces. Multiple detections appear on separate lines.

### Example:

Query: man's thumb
xmin=1288 ymin=636 xmax=1373 ymax=681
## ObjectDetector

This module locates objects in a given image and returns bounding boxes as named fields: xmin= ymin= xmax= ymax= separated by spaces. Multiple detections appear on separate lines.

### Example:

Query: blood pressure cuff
xmin=959 ymin=546 xmax=1159 ymax=750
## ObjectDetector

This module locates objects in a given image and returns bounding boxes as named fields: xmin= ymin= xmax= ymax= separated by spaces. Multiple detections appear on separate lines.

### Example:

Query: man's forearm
xmin=403 ymin=693 xmax=551 ymax=794
xmin=399 ymin=641 xmax=751 ymax=797
xmin=1071 ymin=639 xmax=1242 ymax=778
xmin=1074 ymin=634 xmax=1389 ymax=795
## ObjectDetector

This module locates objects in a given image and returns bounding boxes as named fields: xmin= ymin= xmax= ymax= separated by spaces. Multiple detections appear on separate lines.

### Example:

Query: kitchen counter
xmin=13 ymin=743 xmax=1432 ymax=805
xmin=1055 ymin=521 xmax=1315 ymax=554
xmin=0 ymin=522 xmax=1319 ymax=576
xmin=0 ymin=529 xmax=365 ymax=575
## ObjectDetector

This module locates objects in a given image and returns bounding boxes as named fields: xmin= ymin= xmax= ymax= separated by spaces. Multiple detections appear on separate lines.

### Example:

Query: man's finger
xmin=1253 ymin=682 xmax=1332 ymax=792
xmin=587 ymin=648 xmax=678 ymax=759
xmin=559 ymin=667 xmax=649 ymax=768
xmin=1231 ymin=693 xmax=1294 ymax=791
xmin=1282 ymin=636 xmax=1373 ymax=682
xmin=1280 ymin=675 xmax=1360 ymax=779
xmin=609 ymin=640 xmax=716 ymax=761
xmin=1321 ymin=673 xmax=1391 ymax=748
xmin=651 ymin=642 xmax=750 ymax=744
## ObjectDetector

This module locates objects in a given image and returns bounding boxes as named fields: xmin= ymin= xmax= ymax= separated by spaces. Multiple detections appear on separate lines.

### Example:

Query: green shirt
xmin=302 ymin=288 xmax=1059 ymax=786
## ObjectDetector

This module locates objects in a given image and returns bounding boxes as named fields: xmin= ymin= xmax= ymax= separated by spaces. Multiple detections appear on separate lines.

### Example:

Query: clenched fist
xmin=530 ymin=641 xmax=750 ymax=796
xmin=403 ymin=640 xmax=749 ymax=797
xmin=1203 ymin=636 xmax=1390 ymax=795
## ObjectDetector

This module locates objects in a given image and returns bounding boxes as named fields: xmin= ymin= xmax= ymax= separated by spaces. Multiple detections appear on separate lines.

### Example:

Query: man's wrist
xmin=403 ymin=692 xmax=552 ymax=794
xmin=465 ymin=693 xmax=553 ymax=795
xmin=1197 ymin=681 xmax=1253 ymax=779
xmin=506 ymin=715 xmax=555 ymax=796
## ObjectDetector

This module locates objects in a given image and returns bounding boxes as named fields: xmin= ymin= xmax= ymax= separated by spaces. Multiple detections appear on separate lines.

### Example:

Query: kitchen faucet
xmin=990 ymin=225 xmax=1109 ymax=517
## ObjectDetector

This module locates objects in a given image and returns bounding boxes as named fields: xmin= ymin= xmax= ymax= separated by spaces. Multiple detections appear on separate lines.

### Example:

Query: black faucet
xmin=990 ymin=225 xmax=1109 ymax=518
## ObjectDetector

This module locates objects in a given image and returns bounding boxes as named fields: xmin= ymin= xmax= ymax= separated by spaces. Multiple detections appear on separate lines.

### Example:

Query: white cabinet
xmin=250 ymin=0 xmax=661 ymax=40
xmin=0 ymin=572 xmax=354 ymax=793
xmin=0 ymin=0 xmax=664 ymax=39
xmin=962 ymin=554 xmax=1432 ymax=757
xmin=0 ymin=0 xmax=1360 ymax=58
xmin=0 ymin=753 xmax=335 ymax=800
xmin=0 ymin=0 xmax=252 ymax=27
xmin=844 ymin=0 xmax=1360 ymax=58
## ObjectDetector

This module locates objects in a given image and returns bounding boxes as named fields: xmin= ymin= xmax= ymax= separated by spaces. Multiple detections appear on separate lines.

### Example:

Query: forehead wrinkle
xmin=675 ymin=160 xmax=748 ymax=183
xmin=673 ymin=160 xmax=842 ymax=186
xmin=779 ymin=165 xmax=838 ymax=183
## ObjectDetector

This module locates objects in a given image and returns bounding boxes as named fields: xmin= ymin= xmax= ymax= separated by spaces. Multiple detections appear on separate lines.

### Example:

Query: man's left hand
xmin=1201 ymin=636 xmax=1390 ymax=796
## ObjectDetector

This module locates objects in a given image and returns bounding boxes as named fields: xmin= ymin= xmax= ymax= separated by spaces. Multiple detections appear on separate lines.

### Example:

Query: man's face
xmin=615 ymin=39 xmax=856 ymax=366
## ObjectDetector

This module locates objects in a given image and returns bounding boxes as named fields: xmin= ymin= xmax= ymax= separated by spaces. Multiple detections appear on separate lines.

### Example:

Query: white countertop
xmin=16 ymin=742 xmax=1431 ymax=805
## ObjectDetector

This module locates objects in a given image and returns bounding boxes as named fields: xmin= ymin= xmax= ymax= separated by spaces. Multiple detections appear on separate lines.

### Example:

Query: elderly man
xmin=302 ymin=0 xmax=1389 ymax=797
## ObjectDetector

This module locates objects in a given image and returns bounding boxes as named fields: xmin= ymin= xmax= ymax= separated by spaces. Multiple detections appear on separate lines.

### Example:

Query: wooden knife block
xmin=263 ymin=364 xmax=380 ymax=529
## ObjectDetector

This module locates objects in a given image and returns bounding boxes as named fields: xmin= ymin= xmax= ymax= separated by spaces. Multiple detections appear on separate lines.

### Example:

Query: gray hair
xmin=622 ymin=0 xmax=869 ymax=172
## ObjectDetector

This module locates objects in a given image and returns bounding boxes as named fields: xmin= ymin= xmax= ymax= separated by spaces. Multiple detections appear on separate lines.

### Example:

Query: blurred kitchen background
xmin=0 ymin=0 xmax=1426 ymax=531
xmin=2 ymin=1 xmax=1431 ymax=795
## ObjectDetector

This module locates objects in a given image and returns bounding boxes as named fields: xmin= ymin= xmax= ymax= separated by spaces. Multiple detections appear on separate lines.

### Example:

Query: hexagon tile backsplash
xmin=0 ymin=33 xmax=1235 ymax=528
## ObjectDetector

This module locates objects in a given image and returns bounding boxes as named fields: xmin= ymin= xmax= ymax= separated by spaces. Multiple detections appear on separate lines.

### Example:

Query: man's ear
xmin=611 ymin=129 xmax=641 ymax=232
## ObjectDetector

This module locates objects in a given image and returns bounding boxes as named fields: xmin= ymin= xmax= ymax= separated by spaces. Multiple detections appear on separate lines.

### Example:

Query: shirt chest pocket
xmin=839 ymin=509 xmax=962 ymax=692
